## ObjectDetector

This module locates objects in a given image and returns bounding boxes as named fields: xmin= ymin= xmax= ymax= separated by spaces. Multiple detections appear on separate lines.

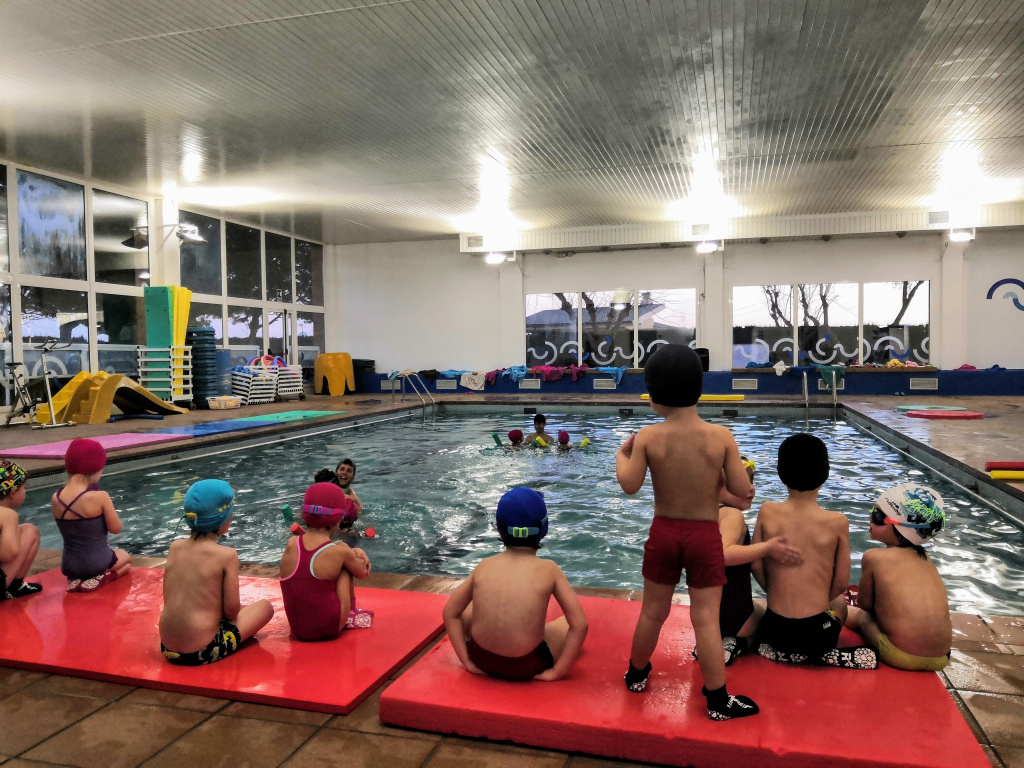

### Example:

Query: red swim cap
xmin=65 ymin=438 xmax=107 ymax=476
xmin=508 ymin=429 xmax=524 ymax=443
xmin=302 ymin=482 xmax=357 ymax=528
xmin=558 ymin=430 xmax=570 ymax=445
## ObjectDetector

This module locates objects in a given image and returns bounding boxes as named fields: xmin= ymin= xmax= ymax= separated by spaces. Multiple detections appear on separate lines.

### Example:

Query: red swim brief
xmin=466 ymin=637 xmax=554 ymax=681
xmin=641 ymin=517 xmax=726 ymax=589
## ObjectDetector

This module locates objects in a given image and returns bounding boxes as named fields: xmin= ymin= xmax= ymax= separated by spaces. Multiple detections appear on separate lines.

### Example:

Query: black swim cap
xmin=777 ymin=433 xmax=830 ymax=491
xmin=644 ymin=344 xmax=703 ymax=407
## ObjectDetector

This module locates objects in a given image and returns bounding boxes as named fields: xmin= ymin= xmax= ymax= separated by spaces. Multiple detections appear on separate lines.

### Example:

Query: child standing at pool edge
xmin=443 ymin=487 xmax=588 ymax=681
xmin=159 ymin=479 xmax=274 ymax=665
xmin=617 ymin=344 xmax=759 ymax=720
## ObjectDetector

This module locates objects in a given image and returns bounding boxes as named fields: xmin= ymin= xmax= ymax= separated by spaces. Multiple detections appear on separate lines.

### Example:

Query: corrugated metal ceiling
xmin=0 ymin=0 xmax=1020 ymax=243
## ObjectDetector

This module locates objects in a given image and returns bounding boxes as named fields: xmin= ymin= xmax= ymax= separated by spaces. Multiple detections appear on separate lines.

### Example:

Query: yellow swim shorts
xmin=877 ymin=632 xmax=949 ymax=672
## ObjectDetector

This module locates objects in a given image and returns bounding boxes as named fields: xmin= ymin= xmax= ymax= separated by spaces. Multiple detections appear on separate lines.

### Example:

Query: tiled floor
xmin=4 ymin=393 xmax=1023 ymax=767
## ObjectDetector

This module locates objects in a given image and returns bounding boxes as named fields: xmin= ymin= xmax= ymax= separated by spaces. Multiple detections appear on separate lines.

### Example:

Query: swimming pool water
xmin=20 ymin=409 xmax=1024 ymax=616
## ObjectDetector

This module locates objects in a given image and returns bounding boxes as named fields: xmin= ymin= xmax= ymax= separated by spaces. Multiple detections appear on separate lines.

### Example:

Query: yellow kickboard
xmin=640 ymin=393 xmax=745 ymax=402
xmin=990 ymin=470 xmax=1024 ymax=481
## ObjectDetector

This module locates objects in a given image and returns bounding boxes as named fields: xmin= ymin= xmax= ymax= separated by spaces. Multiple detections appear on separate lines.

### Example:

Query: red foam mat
xmin=906 ymin=410 xmax=984 ymax=420
xmin=0 ymin=568 xmax=445 ymax=714
xmin=380 ymin=596 xmax=987 ymax=768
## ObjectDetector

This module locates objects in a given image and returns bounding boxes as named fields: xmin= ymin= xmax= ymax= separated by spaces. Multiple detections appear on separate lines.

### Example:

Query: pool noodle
xmin=985 ymin=461 xmax=1024 ymax=471
xmin=990 ymin=470 xmax=1024 ymax=481
xmin=580 ymin=438 xmax=590 ymax=448
xmin=492 ymin=432 xmax=503 ymax=446
xmin=532 ymin=437 xmax=547 ymax=448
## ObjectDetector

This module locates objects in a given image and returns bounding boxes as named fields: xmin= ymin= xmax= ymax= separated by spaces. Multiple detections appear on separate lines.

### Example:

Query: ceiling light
xmin=139 ymin=271 xmax=151 ymax=280
xmin=484 ymin=251 xmax=506 ymax=265
xmin=121 ymin=229 xmax=149 ymax=249
xmin=948 ymin=228 xmax=974 ymax=243
xmin=177 ymin=224 xmax=207 ymax=245
xmin=611 ymin=290 xmax=632 ymax=310
xmin=175 ymin=186 xmax=283 ymax=207
xmin=695 ymin=240 xmax=720 ymax=254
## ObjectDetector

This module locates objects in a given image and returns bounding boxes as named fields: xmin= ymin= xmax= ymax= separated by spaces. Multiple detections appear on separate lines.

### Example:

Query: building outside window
xmin=96 ymin=293 xmax=145 ymax=376
xmin=637 ymin=289 xmax=696 ymax=366
xmin=18 ymin=171 xmax=86 ymax=280
xmin=179 ymin=210 xmax=222 ymax=293
xmin=526 ymin=293 xmax=579 ymax=366
xmin=21 ymin=286 xmax=89 ymax=378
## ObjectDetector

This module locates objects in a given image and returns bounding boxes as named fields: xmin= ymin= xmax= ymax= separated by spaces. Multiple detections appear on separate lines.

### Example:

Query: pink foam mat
xmin=380 ymin=596 xmax=987 ymax=768
xmin=0 ymin=432 xmax=186 ymax=459
xmin=0 ymin=568 xmax=446 ymax=713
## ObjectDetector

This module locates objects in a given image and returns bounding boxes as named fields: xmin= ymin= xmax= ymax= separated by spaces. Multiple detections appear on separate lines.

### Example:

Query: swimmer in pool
xmin=714 ymin=457 xmax=802 ymax=664
xmin=333 ymin=458 xmax=363 ymax=517
xmin=525 ymin=414 xmax=553 ymax=447
xmin=507 ymin=429 xmax=525 ymax=448
xmin=443 ymin=487 xmax=588 ymax=682
xmin=752 ymin=434 xmax=877 ymax=670
xmin=844 ymin=484 xmax=952 ymax=671
xmin=556 ymin=430 xmax=572 ymax=451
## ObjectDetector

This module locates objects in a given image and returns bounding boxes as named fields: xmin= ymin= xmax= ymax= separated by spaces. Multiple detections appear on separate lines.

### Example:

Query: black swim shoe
xmin=757 ymin=643 xmax=809 ymax=665
xmin=624 ymin=661 xmax=652 ymax=692
xmin=820 ymin=647 xmax=878 ymax=670
xmin=703 ymin=685 xmax=760 ymax=721
xmin=5 ymin=578 xmax=42 ymax=599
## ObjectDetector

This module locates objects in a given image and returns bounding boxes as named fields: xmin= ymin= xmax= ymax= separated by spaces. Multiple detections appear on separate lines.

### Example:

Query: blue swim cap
xmin=183 ymin=479 xmax=235 ymax=533
xmin=496 ymin=487 xmax=548 ymax=548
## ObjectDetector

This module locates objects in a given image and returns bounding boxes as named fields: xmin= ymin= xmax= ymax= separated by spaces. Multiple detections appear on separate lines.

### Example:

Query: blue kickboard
xmin=151 ymin=418 xmax=272 ymax=437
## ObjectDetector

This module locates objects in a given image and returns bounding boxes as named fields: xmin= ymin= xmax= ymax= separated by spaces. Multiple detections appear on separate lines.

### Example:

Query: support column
xmin=699 ymin=250 xmax=726 ymax=370
xmin=497 ymin=257 xmax=525 ymax=368
xmin=937 ymin=239 xmax=967 ymax=369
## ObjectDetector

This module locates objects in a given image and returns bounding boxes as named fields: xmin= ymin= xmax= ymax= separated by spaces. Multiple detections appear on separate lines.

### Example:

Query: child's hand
xmin=464 ymin=659 xmax=486 ymax=676
xmin=767 ymin=535 xmax=802 ymax=566
xmin=352 ymin=548 xmax=371 ymax=574
xmin=618 ymin=433 xmax=636 ymax=460
xmin=533 ymin=668 xmax=563 ymax=682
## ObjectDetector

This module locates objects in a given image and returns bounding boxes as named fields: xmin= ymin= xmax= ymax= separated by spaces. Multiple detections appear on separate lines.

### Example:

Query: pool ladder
xmin=802 ymin=370 xmax=839 ymax=413
xmin=392 ymin=372 xmax=435 ymax=417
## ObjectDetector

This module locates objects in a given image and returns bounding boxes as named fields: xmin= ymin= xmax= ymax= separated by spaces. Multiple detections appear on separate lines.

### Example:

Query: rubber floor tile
xmin=140 ymin=714 xmax=316 ymax=768
xmin=995 ymin=746 xmax=1024 ymax=768
xmin=25 ymin=674 xmax=133 ymax=700
xmin=426 ymin=741 xmax=569 ymax=768
xmin=985 ymin=618 xmax=1024 ymax=646
xmin=22 ymin=700 xmax=207 ymax=768
xmin=0 ymin=689 xmax=106 ymax=755
xmin=951 ymin=615 xmax=999 ymax=644
xmin=327 ymin=689 xmax=441 ymax=741
xmin=947 ymin=651 xmax=1024 ymax=695
xmin=282 ymin=729 xmax=437 ymax=768
xmin=961 ymin=693 xmax=1024 ymax=748
xmin=0 ymin=668 xmax=47 ymax=699
xmin=571 ymin=757 xmax=665 ymax=768
xmin=219 ymin=701 xmax=331 ymax=726
xmin=119 ymin=688 xmax=230 ymax=713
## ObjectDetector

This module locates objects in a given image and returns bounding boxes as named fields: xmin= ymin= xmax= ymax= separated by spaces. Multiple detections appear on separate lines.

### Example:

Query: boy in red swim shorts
xmin=617 ymin=344 xmax=759 ymax=720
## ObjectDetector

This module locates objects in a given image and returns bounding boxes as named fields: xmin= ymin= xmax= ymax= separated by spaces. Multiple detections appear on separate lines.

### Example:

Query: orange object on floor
xmin=380 ymin=596 xmax=986 ymax=768
xmin=314 ymin=353 xmax=355 ymax=395
xmin=906 ymin=410 xmax=984 ymax=420
xmin=0 ymin=568 xmax=444 ymax=713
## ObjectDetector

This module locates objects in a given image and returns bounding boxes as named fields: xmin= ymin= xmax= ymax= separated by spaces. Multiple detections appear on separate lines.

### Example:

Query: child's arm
xmin=720 ymin=506 xmax=802 ymax=567
xmin=749 ymin=507 xmax=768 ymax=588
xmin=829 ymin=518 xmax=852 ymax=602
xmin=616 ymin=431 xmax=648 ymax=495
xmin=535 ymin=566 xmax=588 ymax=682
xmin=346 ymin=489 xmax=363 ymax=515
xmin=99 ymin=492 xmax=123 ymax=535
xmin=856 ymin=550 xmax=876 ymax=612
xmin=442 ymin=574 xmax=484 ymax=675
xmin=221 ymin=550 xmax=242 ymax=622
xmin=722 ymin=433 xmax=753 ymax=499
xmin=0 ymin=508 xmax=20 ymax=562
xmin=341 ymin=545 xmax=371 ymax=579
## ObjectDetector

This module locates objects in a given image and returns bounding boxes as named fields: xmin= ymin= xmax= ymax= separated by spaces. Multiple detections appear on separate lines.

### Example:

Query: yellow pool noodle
xmin=640 ymin=393 xmax=650 ymax=400
xmin=990 ymin=470 xmax=1024 ymax=481
xmin=641 ymin=393 xmax=745 ymax=402
xmin=534 ymin=437 xmax=548 ymax=448
xmin=580 ymin=438 xmax=591 ymax=448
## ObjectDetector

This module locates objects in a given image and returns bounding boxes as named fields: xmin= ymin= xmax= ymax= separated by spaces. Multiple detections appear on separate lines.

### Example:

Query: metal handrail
xmin=802 ymin=371 xmax=809 ymax=409
xmin=402 ymin=372 xmax=436 ymax=417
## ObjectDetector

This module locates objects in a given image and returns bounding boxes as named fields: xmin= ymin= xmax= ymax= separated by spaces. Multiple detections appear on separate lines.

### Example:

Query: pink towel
xmin=569 ymin=364 xmax=589 ymax=382
xmin=534 ymin=366 xmax=566 ymax=382
xmin=485 ymin=369 xmax=504 ymax=386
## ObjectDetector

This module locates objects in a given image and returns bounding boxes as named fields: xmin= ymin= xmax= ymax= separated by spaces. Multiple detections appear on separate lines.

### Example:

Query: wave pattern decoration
xmin=986 ymin=278 xmax=1024 ymax=311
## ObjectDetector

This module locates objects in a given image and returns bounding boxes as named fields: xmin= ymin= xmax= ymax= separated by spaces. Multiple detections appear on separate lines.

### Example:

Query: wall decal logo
xmin=986 ymin=278 xmax=1024 ymax=311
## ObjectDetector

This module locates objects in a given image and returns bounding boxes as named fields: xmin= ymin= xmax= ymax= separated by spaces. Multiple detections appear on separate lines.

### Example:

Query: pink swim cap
xmin=65 ymin=438 xmax=107 ymax=476
xmin=508 ymin=429 xmax=524 ymax=443
xmin=558 ymin=430 xmax=570 ymax=445
xmin=302 ymin=482 xmax=357 ymax=528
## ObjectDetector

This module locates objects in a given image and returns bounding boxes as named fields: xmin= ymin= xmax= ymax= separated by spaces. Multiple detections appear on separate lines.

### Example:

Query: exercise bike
xmin=2 ymin=340 xmax=75 ymax=429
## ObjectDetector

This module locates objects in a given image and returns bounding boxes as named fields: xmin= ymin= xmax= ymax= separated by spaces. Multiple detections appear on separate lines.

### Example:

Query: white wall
xmin=326 ymin=230 xmax=1024 ymax=372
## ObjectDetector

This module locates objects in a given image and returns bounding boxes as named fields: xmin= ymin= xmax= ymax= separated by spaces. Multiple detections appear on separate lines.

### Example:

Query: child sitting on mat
xmin=617 ymin=344 xmax=758 ymax=720
xmin=51 ymin=439 xmax=132 ymax=593
xmin=159 ymin=479 xmax=274 ymax=665
xmin=752 ymin=434 xmax=877 ymax=670
xmin=0 ymin=460 xmax=43 ymax=600
xmin=844 ymin=483 xmax=952 ymax=671
xmin=280 ymin=483 xmax=373 ymax=640
xmin=443 ymin=487 xmax=588 ymax=681
xmin=715 ymin=456 xmax=802 ymax=665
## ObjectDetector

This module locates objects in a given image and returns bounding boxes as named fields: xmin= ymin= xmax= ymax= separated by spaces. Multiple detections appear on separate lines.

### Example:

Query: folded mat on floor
xmin=0 ymin=432 xmax=186 ymax=459
xmin=894 ymin=405 xmax=968 ymax=412
xmin=906 ymin=410 xmax=984 ymax=420
xmin=151 ymin=418 xmax=280 ymax=436
xmin=380 ymin=596 xmax=986 ymax=768
xmin=0 ymin=568 xmax=445 ymax=714
xmin=236 ymin=410 xmax=344 ymax=423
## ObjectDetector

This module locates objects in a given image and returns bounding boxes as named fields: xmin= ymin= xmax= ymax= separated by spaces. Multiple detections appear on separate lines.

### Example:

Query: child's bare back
xmin=160 ymin=536 xmax=238 ymax=654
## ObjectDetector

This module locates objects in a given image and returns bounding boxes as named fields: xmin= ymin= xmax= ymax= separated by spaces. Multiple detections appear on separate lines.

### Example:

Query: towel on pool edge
xmin=596 ymin=366 xmax=628 ymax=385
xmin=440 ymin=369 xmax=470 ymax=379
xmin=460 ymin=372 xmax=486 ymax=391
xmin=569 ymin=364 xmax=589 ymax=381
xmin=534 ymin=365 xmax=565 ymax=382
xmin=484 ymin=369 xmax=504 ymax=386
xmin=502 ymin=366 xmax=529 ymax=383
xmin=817 ymin=364 xmax=845 ymax=391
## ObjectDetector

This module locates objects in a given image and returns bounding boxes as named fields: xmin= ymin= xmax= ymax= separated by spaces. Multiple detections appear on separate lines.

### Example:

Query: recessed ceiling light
xmin=948 ymin=228 xmax=974 ymax=242
xmin=484 ymin=251 xmax=506 ymax=265
xmin=695 ymin=240 xmax=720 ymax=254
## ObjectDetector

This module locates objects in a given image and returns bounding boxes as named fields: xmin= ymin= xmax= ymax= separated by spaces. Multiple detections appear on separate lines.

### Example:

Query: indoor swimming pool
xmin=20 ymin=408 xmax=1024 ymax=616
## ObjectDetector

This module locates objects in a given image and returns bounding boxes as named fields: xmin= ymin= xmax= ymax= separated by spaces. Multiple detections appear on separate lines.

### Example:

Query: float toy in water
xmin=492 ymin=432 xmax=503 ymax=447
xmin=289 ymin=523 xmax=306 ymax=535
xmin=580 ymin=438 xmax=591 ymax=448
xmin=895 ymin=404 xmax=967 ymax=413
xmin=990 ymin=470 xmax=1024 ymax=481
xmin=363 ymin=527 xmax=377 ymax=538
xmin=532 ymin=437 xmax=548 ymax=448
xmin=640 ymin=393 xmax=650 ymax=400
xmin=281 ymin=504 xmax=294 ymax=524
xmin=906 ymin=410 xmax=984 ymax=420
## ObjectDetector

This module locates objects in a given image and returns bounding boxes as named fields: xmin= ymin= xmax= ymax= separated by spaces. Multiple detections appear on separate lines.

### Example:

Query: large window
xmin=297 ymin=311 xmax=325 ymax=371
xmin=526 ymin=293 xmax=579 ymax=366
xmin=93 ymin=190 xmax=149 ymax=286
xmin=295 ymin=240 xmax=323 ymax=305
xmin=732 ymin=285 xmax=796 ymax=366
xmin=0 ymin=283 xmax=10 ymax=407
xmin=864 ymin=281 xmax=930 ymax=364
xmin=18 ymin=171 xmax=86 ymax=280
xmin=21 ymin=286 xmax=89 ymax=378
xmin=225 ymin=222 xmax=262 ymax=300
xmin=179 ymin=210 xmax=222 ymax=293
xmin=267 ymin=310 xmax=290 ymax=357
xmin=188 ymin=301 xmax=224 ymax=341
xmin=0 ymin=166 xmax=8 ymax=273
xmin=797 ymin=283 xmax=859 ymax=364
xmin=580 ymin=291 xmax=634 ymax=367
xmin=638 ymin=289 xmax=696 ymax=367
xmin=265 ymin=232 xmax=292 ymax=302
xmin=96 ymin=293 xmax=145 ymax=375
xmin=228 ymin=305 xmax=263 ymax=347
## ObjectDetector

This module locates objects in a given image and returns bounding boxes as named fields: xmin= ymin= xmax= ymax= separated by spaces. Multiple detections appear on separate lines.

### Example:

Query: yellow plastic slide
xmin=36 ymin=371 xmax=187 ymax=425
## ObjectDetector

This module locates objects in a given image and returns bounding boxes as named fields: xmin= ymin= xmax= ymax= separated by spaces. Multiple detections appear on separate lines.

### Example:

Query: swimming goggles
xmin=870 ymin=506 xmax=936 ymax=529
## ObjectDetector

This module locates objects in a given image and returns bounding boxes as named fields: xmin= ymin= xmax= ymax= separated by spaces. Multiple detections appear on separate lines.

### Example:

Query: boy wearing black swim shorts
xmin=617 ymin=344 xmax=759 ymax=720
xmin=751 ymin=434 xmax=877 ymax=670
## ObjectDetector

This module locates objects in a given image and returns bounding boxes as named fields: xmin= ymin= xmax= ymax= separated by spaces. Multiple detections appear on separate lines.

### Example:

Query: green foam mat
xmin=143 ymin=286 xmax=173 ymax=348
xmin=237 ymin=410 xmax=344 ymax=423
xmin=895 ymin=405 xmax=968 ymax=412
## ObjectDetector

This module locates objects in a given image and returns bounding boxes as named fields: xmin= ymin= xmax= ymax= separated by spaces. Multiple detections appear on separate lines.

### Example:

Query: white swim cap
xmin=875 ymin=483 xmax=945 ymax=546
